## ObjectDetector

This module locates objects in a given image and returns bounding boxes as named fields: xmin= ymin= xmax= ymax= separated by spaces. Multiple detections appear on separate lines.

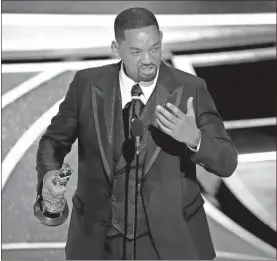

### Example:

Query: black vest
xmin=107 ymin=81 xmax=162 ymax=239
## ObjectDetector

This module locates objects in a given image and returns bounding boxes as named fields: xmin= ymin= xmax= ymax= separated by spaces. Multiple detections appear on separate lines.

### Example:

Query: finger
xmin=165 ymin=103 xmax=184 ymax=119
xmin=157 ymin=118 xmax=172 ymax=135
xmin=41 ymin=186 xmax=65 ymax=199
xmin=42 ymin=188 xmax=65 ymax=199
xmin=186 ymin=97 xmax=195 ymax=117
xmin=44 ymin=185 xmax=66 ymax=195
xmin=52 ymin=186 xmax=66 ymax=197
xmin=156 ymin=111 xmax=175 ymax=130
xmin=47 ymin=185 xmax=66 ymax=197
xmin=42 ymin=192 xmax=65 ymax=201
xmin=156 ymin=105 xmax=179 ymax=124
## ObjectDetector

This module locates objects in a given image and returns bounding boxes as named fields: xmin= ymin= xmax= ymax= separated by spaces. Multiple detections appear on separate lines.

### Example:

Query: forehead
xmin=123 ymin=25 xmax=160 ymax=47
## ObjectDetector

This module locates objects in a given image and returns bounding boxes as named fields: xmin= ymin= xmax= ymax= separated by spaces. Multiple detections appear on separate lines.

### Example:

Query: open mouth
xmin=141 ymin=66 xmax=156 ymax=74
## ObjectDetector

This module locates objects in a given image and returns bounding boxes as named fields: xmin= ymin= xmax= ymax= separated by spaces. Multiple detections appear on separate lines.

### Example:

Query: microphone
xmin=131 ymin=119 xmax=144 ymax=153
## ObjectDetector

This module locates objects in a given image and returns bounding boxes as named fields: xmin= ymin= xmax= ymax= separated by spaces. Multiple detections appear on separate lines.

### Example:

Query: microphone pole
xmin=131 ymin=119 xmax=144 ymax=260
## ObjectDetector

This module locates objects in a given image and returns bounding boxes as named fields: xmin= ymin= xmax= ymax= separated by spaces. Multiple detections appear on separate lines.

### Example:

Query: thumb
xmin=186 ymin=97 xmax=195 ymax=117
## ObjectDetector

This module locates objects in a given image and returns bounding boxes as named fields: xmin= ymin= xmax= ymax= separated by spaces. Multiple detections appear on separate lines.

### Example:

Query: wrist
xmin=43 ymin=170 xmax=59 ymax=183
xmin=189 ymin=129 xmax=201 ymax=148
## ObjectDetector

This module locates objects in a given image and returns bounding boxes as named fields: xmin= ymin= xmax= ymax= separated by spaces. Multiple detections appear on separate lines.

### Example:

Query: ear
xmin=159 ymin=31 xmax=163 ymax=43
xmin=111 ymin=41 xmax=120 ymax=57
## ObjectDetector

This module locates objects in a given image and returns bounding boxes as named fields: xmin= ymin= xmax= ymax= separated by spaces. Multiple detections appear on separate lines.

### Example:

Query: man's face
xmin=115 ymin=25 xmax=162 ymax=83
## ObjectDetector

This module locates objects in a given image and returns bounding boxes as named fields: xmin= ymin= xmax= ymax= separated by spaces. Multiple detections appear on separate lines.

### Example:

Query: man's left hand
xmin=155 ymin=97 xmax=201 ymax=147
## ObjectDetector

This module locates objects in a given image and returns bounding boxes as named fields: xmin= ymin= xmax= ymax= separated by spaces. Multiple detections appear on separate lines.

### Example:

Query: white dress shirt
xmin=119 ymin=63 xmax=159 ymax=108
xmin=118 ymin=63 xmax=200 ymax=152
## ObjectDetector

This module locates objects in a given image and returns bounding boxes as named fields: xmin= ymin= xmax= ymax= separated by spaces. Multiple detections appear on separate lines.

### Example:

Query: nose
xmin=141 ymin=51 xmax=152 ymax=64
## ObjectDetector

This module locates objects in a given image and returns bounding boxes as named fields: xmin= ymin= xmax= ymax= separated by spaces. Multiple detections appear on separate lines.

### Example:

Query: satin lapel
xmin=90 ymin=62 xmax=121 ymax=185
xmin=143 ymin=62 xmax=184 ymax=180
xmin=91 ymin=85 xmax=113 ymax=185
xmin=113 ymin=84 xmax=125 ymax=164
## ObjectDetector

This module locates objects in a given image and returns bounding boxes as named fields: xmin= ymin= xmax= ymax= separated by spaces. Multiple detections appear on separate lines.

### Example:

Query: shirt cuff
xmin=187 ymin=133 xmax=201 ymax=153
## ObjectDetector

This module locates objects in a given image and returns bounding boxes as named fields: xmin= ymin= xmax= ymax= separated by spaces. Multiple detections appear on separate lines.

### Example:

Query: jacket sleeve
xmin=36 ymin=72 xmax=79 ymax=194
xmin=189 ymin=79 xmax=238 ymax=177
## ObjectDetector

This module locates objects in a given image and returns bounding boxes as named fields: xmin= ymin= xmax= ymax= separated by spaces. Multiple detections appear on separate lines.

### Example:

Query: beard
xmin=138 ymin=65 xmax=158 ymax=82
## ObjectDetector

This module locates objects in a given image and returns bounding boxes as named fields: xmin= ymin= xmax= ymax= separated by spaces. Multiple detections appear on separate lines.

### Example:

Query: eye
xmin=151 ymin=46 xmax=160 ymax=52
xmin=131 ymin=51 xmax=140 ymax=56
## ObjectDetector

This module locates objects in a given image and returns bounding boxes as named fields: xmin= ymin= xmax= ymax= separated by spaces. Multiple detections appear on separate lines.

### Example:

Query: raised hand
xmin=155 ymin=97 xmax=201 ymax=148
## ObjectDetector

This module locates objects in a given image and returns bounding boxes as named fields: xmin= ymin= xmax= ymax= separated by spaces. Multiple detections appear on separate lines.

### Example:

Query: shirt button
xmin=105 ymin=192 xmax=111 ymax=198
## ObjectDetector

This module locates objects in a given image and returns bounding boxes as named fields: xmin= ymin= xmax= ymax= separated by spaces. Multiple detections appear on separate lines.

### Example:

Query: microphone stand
xmin=123 ymin=162 xmax=130 ymax=260
xmin=132 ymin=136 xmax=140 ymax=260
xmin=122 ymin=137 xmax=136 ymax=260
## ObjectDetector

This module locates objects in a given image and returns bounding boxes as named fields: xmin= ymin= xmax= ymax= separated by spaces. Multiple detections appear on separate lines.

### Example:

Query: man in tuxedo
xmin=36 ymin=7 xmax=238 ymax=260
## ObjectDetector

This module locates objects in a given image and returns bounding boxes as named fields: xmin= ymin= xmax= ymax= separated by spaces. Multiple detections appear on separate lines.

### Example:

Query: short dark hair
xmin=114 ymin=7 xmax=160 ymax=43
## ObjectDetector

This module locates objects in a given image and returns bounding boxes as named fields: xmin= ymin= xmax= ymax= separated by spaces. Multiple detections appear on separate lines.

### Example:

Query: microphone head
xmin=131 ymin=119 xmax=144 ymax=138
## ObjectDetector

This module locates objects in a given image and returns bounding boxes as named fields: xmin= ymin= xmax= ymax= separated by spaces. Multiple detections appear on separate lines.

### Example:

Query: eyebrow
xmin=130 ymin=47 xmax=142 ymax=51
xmin=129 ymin=42 xmax=160 ymax=51
xmin=151 ymin=42 xmax=160 ymax=47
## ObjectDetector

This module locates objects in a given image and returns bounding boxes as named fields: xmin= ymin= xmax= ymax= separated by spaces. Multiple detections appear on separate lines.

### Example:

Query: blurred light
xmin=238 ymin=151 xmax=276 ymax=163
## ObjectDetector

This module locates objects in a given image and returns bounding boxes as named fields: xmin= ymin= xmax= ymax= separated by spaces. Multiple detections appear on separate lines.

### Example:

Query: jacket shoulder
xmin=168 ymin=65 xmax=205 ymax=87
xmin=75 ymin=62 xmax=119 ymax=80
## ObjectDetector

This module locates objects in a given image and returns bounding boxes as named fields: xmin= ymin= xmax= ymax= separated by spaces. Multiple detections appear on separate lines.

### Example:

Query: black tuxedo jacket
xmin=36 ymin=61 xmax=238 ymax=260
